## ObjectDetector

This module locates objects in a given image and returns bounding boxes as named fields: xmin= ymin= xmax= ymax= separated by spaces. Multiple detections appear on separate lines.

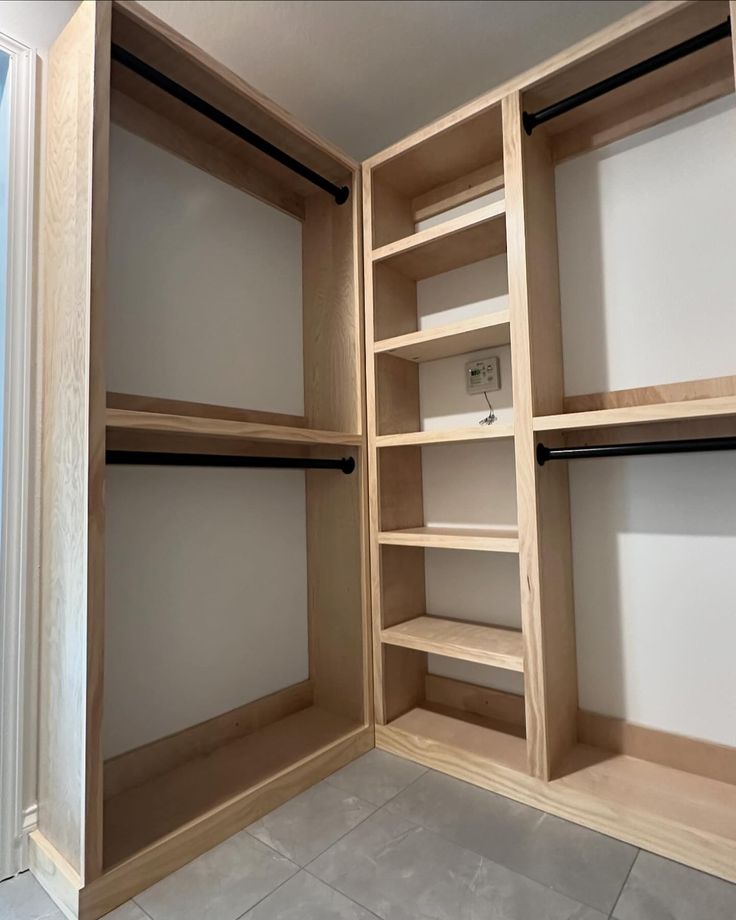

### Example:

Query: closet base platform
xmin=376 ymin=706 xmax=736 ymax=885
xmin=30 ymin=711 xmax=372 ymax=920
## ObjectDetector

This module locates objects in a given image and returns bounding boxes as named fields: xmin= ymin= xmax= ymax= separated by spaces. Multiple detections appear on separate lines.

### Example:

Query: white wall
xmin=556 ymin=95 xmax=736 ymax=746
xmin=105 ymin=129 xmax=308 ymax=756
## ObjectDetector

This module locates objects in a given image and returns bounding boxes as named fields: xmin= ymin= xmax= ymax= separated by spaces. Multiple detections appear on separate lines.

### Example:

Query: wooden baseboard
xmin=425 ymin=673 xmax=736 ymax=785
xmin=29 ymin=832 xmax=83 ymax=920
xmin=104 ymin=680 xmax=314 ymax=799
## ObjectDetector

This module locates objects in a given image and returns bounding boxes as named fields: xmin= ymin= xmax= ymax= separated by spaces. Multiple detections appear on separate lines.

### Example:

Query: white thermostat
xmin=465 ymin=356 xmax=500 ymax=395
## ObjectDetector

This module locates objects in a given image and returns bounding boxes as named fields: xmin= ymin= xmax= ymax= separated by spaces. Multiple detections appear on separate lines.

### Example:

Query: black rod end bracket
xmin=522 ymin=111 xmax=537 ymax=136
xmin=334 ymin=186 xmax=350 ymax=206
xmin=340 ymin=456 xmax=356 ymax=474
xmin=536 ymin=443 xmax=551 ymax=466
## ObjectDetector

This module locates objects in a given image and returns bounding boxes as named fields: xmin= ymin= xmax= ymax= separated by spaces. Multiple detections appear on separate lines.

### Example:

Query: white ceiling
xmin=140 ymin=0 xmax=646 ymax=159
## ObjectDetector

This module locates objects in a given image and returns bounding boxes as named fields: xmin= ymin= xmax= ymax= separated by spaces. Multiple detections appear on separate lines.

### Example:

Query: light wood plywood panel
xmin=378 ymin=525 xmax=520 ymax=553
xmin=381 ymin=617 xmax=524 ymax=671
xmin=412 ymin=161 xmax=505 ymax=224
xmin=372 ymin=202 xmax=507 ymax=281
xmin=39 ymin=0 xmax=110 ymax=881
xmin=374 ymin=311 xmax=511 ymax=362
xmin=535 ymin=395 xmax=736 ymax=431
xmin=376 ymin=425 xmax=514 ymax=448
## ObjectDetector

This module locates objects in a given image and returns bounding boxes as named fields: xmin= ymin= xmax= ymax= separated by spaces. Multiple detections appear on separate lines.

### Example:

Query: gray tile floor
xmin=2 ymin=750 xmax=736 ymax=919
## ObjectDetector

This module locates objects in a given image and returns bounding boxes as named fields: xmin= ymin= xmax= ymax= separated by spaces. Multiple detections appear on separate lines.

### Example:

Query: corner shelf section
xmin=533 ymin=396 xmax=736 ymax=432
xmin=374 ymin=311 xmax=511 ymax=362
xmin=106 ymin=408 xmax=362 ymax=447
xmin=371 ymin=201 xmax=506 ymax=280
xmin=381 ymin=616 xmax=524 ymax=671
xmin=377 ymin=525 xmax=519 ymax=553
xmin=376 ymin=425 xmax=513 ymax=448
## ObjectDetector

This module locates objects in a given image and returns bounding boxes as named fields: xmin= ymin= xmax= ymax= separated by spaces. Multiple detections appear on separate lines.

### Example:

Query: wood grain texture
xmin=563 ymin=374 xmax=736 ymax=414
xmin=411 ymin=160 xmax=505 ymax=223
xmin=381 ymin=616 xmax=524 ymax=671
xmin=425 ymin=674 xmax=527 ymax=728
xmin=376 ymin=720 xmax=736 ymax=885
xmin=39 ymin=0 xmax=109 ymax=881
xmin=107 ymin=392 xmax=306 ymax=428
xmin=535 ymin=395 xmax=736 ymax=431
xmin=373 ymin=311 xmax=511 ymax=362
xmin=372 ymin=201 xmax=506 ymax=281
xmin=375 ymin=354 xmax=420 ymax=436
xmin=376 ymin=425 xmax=514 ymax=448
xmin=104 ymin=680 xmax=314 ymax=799
xmin=377 ymin=525 xmax=520 ymax=553
xmin=503 ymin=90 xmax=577 ymax=780
xmin=372 ymin=261 xmax=418 ymax=341
xmin=29 ymin=832 xmax=83 ymax=920
xmin=106 ymin=408 xmax=361 ymax=445
xmin=109 ymin=86 xmax=306 ymax=220
xmin=83 ymin=724 xmax=372 ymax=919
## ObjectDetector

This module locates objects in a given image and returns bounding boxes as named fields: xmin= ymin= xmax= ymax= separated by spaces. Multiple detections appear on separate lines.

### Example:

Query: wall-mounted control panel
xmin=465 ymin=356 xmax=500 ymax=395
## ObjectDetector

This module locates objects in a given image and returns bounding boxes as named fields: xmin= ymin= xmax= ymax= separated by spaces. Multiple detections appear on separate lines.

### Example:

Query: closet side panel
xmin=39 ymin=0 xmax=109 ymax=880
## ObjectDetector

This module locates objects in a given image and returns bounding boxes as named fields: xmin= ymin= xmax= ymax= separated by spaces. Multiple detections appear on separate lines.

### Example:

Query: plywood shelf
xmin=374 ymin=312 xmax=511 ymax=362
xmin=376 ymin=425 xmax=513 ymax=448
xmin=371 ymin=201 xmax=506 ymax=281
xmin=381 ymin=616 xmax=524 ymax=671
xmin=377 ymin=525 xmax=519 ymax=553
xmin=103 ymin=705 xmax=363 ymax=869
xmin=106 ymin=408 xmax=362 ymax=447
xmin=533 ymin=396 xmax=736 ymax=432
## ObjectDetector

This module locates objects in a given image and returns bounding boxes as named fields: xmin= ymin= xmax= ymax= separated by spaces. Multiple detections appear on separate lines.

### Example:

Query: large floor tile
xmin=387 ymin=769 xmax=636 ymax=913
xmin=248 ymin=780 xmax=377 ymax=866
xmin=243 ymin=870 xmax=377 ymax=919
xmin=135 ymin=829 xmax=296 ymax=920
xmin=325 ymin=750 xmax=427 ymax=807
xmin=309 ymin=808 xmax=606 ymax=920
xmin=613 ymin=851 xmax=736 ymax=920
xmin=103 ymin=904 xmax=149 ymax=919
xmin=0 ymin=872 xmax=63 ymax=920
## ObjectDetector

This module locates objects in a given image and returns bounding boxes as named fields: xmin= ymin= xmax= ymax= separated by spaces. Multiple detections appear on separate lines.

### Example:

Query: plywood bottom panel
xmin=377 ymin=721 xmax=736 ymax=884
xmin=103 ymin=706 xmax=361 ymax=868
xmin=378 ymin=525 xmax=519 ymax=552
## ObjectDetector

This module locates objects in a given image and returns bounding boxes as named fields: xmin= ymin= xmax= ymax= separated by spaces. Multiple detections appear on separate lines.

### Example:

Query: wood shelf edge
xmin=373 ymin=311 xmax=511 ymax=357
xmin=534 ymin=395 xmax=736 ymax=432
xmin=377 ymin=526 xmax=520 ymax=553
xmin=376 ymin=425 xmax=514 ymax=447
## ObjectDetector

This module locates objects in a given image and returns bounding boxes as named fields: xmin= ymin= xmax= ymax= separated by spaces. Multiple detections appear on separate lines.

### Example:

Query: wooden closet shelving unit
xmin=364 ymin=0 xmax=736 ymax=887
xmin=33 ymin=2 xmax=370 ymax=918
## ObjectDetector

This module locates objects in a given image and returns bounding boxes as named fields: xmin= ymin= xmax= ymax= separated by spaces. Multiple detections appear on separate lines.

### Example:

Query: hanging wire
xmin=480 ymin=391 xmax=497 ymax=426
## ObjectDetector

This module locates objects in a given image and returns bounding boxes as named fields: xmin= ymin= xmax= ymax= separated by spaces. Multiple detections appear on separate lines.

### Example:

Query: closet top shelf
xmin=106 ymin=409 xmax=363 ymax=447
xmin=533 ymin=395 xmax=736 ymax=432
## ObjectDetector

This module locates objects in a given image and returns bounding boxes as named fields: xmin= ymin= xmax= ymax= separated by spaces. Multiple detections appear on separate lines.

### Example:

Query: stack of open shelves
xmin=364 ymin=0 xmax=736 ymax=886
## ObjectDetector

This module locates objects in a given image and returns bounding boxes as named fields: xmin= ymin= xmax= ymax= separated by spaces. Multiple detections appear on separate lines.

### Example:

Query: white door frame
xmin=0 ymin=29 xmax=37 ymax=881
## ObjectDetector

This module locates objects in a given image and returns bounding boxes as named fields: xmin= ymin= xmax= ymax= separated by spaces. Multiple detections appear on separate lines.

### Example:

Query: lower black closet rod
xmin=106 ymin=451 xmax=356 ymax=474
xmin=536 ymin=436 xmax=736 ymax=466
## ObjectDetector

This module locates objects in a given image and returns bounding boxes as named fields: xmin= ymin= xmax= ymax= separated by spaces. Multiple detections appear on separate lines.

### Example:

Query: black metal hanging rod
xmin=110 ymin=43 xmax=350 ymax=205
xmin=537 ymin=436 xmax=736 ymax=466
xmin=523 ymin=17 xmax=732 ymax=135
xmin=106 ymin=450 xmax=356 ymax=474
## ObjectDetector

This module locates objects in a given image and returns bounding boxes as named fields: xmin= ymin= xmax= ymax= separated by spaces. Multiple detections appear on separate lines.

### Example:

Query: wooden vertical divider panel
xmin=502 ymin=91 xmax=578 ymax=780
xmin=39 ymin=0 xmax=110 ymax=883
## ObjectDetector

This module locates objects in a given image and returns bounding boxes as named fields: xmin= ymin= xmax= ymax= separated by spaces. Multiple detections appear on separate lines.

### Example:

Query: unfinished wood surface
xmin=110 ymin=86 xmax=305 ymax=220
xmin=104 ymin=680 xmax=314 ymax=800
xmin=411 ymin=161 xmax=505 ymax=223
xmin=503 ymin=90 xmax=577 ymax=781
xmin=563 ymin=374 xmax=736 ymax=414
xmin=372 ymin=261 xmax=418 ymax=342
xmin=378 ymin=525 xmax=520 ymax=553
xmin=82 ymin=725 xmax=372 ymax=920
xmin=377 ymin=425 xmax=514 ymax=448
xmin=303 ymin=184 xmax=363 ymax=433
xmin=381 ymin=617 xmax=524 ymax=671
xmin=107 ymin=392 xmax=306 ymax=428
xmin=103 ymin=707 xmax=362 ymax=868
xmin=374 ymin=311 xmax=511 ymax=362
xmin=39 ymin=0 xmax=109 ymax=881
xmin=29 ymin=832 xmax=83 ymax=920
xmin=112 ymin=2 xmax=355 ymax=193
xmin=376 ymin=724 xmax=736 ymax=885
xmin=372 ymin=201 xmax=507 ymax=281
xmin=106 ymin=408 xmax=361 ymax=446
xmin=535 ymin=395 xmax=736 ymax=431
xmin=375 ymin=354 xmax=420 ymax=436
xmin=371 ymin=179 xmax=415 ymax=249
xmin=578 ymin=710 xmax=736 ymax=788
xmin=425 ymin=674 xmax=527 ymax=729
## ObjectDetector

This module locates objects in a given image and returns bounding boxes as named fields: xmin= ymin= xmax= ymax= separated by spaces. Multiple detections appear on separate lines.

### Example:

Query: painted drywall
xmin=108 ymin=125 xmax=304 ymax=414
xmin=556 ymin=96 xmax=736 ymax=746
xmin=105 ymin=130 xmax=308 ymax=756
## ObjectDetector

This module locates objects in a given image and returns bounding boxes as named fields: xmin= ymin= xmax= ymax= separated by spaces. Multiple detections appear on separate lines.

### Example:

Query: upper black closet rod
xmin=536 ymin=435 xmax=736 ymax=466
xmin=107 ymin=450 xmax=356 ymax=474
xmin=111 ymin=43 xmax=351 ymax=205
xmin=523 ymin=17 xmax=732 ymax=135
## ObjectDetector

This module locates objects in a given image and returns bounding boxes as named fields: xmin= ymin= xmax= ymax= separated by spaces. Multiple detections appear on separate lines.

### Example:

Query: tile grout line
xmin=301 ymin=865 xmax=383 ymax=920
xmin=130 ymin=897 xmax=156 ymax=920
xmin=608 ymin=847 xmax=640 ymax=919
xmin=231 ymin=861 xmax=301 ymax=920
